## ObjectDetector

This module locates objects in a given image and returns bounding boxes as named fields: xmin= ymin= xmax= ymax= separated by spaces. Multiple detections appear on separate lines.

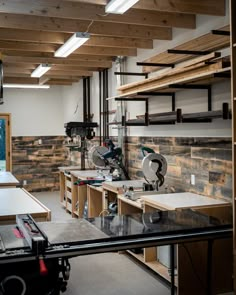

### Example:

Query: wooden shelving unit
xmin=87 ymin=185 xmax=104 ymax=218
xmin=230 ymin=0 xmax=236 ymax=291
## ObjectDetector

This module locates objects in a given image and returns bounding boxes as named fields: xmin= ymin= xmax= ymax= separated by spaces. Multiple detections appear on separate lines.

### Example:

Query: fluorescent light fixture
xmin=31 ymin=64 xmax=51 ymax=78
xmin=4 ymin=84 xmax=50 ymax=89
xmin=105 ymin=0 xmax=139 ymax=14
xmin=54 ymin=32 xmax=90 ymax=58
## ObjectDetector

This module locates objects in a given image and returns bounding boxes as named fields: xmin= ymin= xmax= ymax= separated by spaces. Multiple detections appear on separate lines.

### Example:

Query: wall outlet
xmin=191 ymin=174 xmax=195 ymax=186
xmin=23 ymin=180 xmax=27 ymax=186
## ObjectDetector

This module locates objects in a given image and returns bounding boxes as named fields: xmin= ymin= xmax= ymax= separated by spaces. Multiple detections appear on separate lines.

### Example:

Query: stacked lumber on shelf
xmin=117 ymin=53 xmax=230 ymax=97
xmin=142 ymin=25 xmax=230 ymax=73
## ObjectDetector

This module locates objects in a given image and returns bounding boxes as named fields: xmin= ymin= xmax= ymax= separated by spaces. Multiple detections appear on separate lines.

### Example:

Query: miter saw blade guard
xmin=89 ymin=145 xmax=109 ymax=169
xmin=141 ymin=151 xmax=167 ymax=191
xmin=89 ymin=140 xmax=130 ymax=180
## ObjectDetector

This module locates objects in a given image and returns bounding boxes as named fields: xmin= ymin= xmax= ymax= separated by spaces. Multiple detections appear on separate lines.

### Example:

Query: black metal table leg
xmin=170 ymin=244 xmax=175 ymax=295
xmin=206 ymin=240 xmax=213 ymax=295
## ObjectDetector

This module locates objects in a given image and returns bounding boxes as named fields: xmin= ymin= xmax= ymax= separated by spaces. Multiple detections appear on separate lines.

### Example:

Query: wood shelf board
xmin=145 ymin=260 xmax=178 ymax=286
xmin=102 ymin=180 xmax=144 ymax=194
xmin=141 ymin=192 xmax=230 ymax=211
xmin=126 ymin=251 xmax=178 ymax=286
xmin=88 ymin=184 xmax=103 ymax=192
xmin=58 ymin=166 xmax=81 ymax=172
xmin=71 ymin=170 xmax=102 ymax=180
xmin=142 ymin=25 xmax=230 ymax=73
xmin=126 ymin=250 xmax=144 ymax=263
xmin=118 ymin=195 xmax=143 ymax=209
xmin=73 ymin=211 xmax=79 ymax=217
xmin=119 ymin=58 xmax=227 ymax=92
xmin=111 ymin=65 xmax=230 ymax=100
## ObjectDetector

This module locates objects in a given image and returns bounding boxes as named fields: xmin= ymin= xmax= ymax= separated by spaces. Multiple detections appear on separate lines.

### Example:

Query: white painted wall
xmin=0 ymin=87 xmax=64 ymax=136
xmin=62 ymin=80 xmax=83 ymax=124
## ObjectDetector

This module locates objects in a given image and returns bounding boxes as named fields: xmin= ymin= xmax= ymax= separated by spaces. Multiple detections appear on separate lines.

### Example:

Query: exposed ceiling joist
xmin=3 ymin=56 xmax=112 ymax=68
xmin=74 ymin=46 xmax=137 ymax=56
xmin=4 ymin=72 xmax=85 ymax=80
xmin=65 ymin=0 xmax=225 ymax=16
xmin=0 ymin=14 xmax=172 ymax=40
xmin=39 ymin=76 xmax=50 ymax=85
xmin=47 ymin=80 xmax=75 ymax=85
xmin=0 ymin=40 xmax=137 ymax=56
xmin=3 ymin=77 xmax=39 ymax=84
xmin=47 ymin=70 xmax=93 ymax=77
xmin=0 ymin=28 xmax=153 ymax=49
xmin=0 ymin=0 xmax=196 ymax=29
xmin=3 ymin=52 xmax=114 ymax=61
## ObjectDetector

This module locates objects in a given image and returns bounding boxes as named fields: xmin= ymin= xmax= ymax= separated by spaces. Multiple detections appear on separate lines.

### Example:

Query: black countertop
xmin=0 ymin=209 xmax=232 ymax=263
xmin=88 ymin=209 xmax=232 ymax=241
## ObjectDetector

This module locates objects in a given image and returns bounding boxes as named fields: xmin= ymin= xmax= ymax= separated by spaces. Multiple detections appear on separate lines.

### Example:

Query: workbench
xmin=69 ymin=170 xmax=108 ymax=218
xmin=0 ymin=188 xmax=51 ymax=224
xmin=0 ymin=172 xmax=19 ymax=188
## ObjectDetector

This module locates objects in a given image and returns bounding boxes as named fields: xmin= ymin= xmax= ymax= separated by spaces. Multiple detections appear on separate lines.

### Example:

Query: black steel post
xmin=105 ymin=69 xmax=109 ymax=138
xmin=103 ymin=70 xmax=106 ymax=142
xmin=170 ymin=244 xmax=175 ymax=295
xmin=87 ymin=77 xmax=91 ymax=122
xmin=83 ymin=78 xmax=87 ymax=122
xmin=172 ymin=93 xmax=176 ymax=112
xmin=208 ymin=86 xmax=212 ymax=112
xmin=99 ymin=71 xmax=102 ymax=145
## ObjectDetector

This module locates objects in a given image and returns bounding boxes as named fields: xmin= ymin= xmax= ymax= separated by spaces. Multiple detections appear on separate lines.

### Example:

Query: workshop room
xmin=0 ymin=0 xmax=235 ymax=294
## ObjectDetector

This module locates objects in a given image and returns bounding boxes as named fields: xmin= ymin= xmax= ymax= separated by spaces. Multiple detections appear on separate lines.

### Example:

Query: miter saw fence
xmin=141 ymin=146 xmax=167 ymax=191
xmin=89 ymin=139 xmax=130 ymax=180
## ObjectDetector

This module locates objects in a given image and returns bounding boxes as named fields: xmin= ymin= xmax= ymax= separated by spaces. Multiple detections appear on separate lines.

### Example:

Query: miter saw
xmin=89 ymin=139 xmax=130 ymax=181
xmin=124 ymin=147 xmax=167 ymax=201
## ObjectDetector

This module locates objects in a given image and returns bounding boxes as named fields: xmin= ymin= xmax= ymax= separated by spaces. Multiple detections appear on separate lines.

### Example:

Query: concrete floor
xmin=34 ymin=191 xmax=170 ymax=295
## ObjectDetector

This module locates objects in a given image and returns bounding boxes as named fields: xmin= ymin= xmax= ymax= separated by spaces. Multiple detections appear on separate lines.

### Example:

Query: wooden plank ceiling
xmin=0 ymin=0 xmax=226 ymax=86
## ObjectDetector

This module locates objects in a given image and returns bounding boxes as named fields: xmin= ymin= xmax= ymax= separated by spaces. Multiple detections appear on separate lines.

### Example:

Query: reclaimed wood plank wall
xmin=11 ymin=135 xmax=232 ymax=201
xmin=126 ymin=136 xmax=232 ymax=201
xmin=12 ymin=136 xmax=71 ymax=192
